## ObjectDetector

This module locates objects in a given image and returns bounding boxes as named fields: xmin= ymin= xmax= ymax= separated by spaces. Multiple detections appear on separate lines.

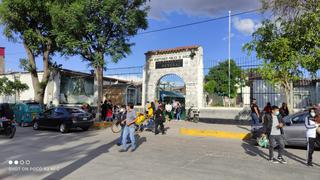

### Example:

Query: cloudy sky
xmin=0 ymin=0 xmax=264 ymax=75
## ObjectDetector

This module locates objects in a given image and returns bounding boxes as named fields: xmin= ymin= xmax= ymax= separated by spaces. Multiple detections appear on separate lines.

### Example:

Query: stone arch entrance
xmin=142 ymin=45 xmax=204 ymax=108
xmin=156 ymin=74 xmax=186 ymax=104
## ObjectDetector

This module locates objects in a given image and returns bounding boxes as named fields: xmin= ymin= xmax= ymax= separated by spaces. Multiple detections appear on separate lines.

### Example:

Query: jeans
xmin=118 ymin=126 xmax=131 ymax=145
xmin=177 ymin=112 xmax=181 ymax=120
xmin=251 ymin=113 xmax=260 ymax=126
xmin=269 ymin=135 xmax=285 ymax=160
xmin=121 ymin=125 xmax=136 ymax=150
xmin=307 ymin=136 xmax=320 ymax=164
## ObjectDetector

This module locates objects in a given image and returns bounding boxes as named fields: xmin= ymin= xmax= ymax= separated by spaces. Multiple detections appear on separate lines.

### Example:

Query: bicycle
xmin=111 ymin=111 xmax=154 ymax=134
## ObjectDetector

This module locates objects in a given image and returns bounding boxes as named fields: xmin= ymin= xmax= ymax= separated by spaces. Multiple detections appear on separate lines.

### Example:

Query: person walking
xmin=165 ymin=102 xmax=173 ymax=121
xmin=101 ymin=100 xmax=107 ymax=121
xmin=117 ymin=105 xmax=131 ymax=146
xmin=263 ymin=106 xmax=287 ymax=164
xmin=305 ymin=108 xmax=320 ymax=167
xmin=251 ymin=98 xmax=261 ymax=127
xmin=155 ymin=104 xmax=165 ymax=135
xmin=176 ymin=102 xmax=182 ymax=120
xmin=119 ymin=104 xmax=137 ymax=152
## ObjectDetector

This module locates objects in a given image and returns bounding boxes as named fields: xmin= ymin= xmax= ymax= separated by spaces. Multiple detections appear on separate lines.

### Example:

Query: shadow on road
xmin=241 ymin=140 xmax=269 ymax=160
xmin=241 ymin=138 xmax=320 ymax=167
xmin=43 ymin=138 xmax=119 ymax=180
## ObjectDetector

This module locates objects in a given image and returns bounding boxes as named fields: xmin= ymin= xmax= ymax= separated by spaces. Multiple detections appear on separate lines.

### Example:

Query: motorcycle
xmin=186 ymin=105 xmax=200 ymax=123
xmin=0 ymin=117 xmax=16 ymax=138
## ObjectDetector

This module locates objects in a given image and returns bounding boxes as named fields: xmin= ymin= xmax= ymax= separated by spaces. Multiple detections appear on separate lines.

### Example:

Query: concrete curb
xmin=180 ymin=128 xmax=251 ymax=140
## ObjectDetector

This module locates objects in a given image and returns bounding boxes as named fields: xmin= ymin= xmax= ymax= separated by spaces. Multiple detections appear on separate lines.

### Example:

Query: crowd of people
xmin=96 ymin=99 xmax=183 ymax=152
xmin=251 ymin=99 xmax=320 ymax=166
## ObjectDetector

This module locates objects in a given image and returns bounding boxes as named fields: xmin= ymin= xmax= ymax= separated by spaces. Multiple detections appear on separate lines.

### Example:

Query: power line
xmin=138 ymin=9 xmax=260 ymax=35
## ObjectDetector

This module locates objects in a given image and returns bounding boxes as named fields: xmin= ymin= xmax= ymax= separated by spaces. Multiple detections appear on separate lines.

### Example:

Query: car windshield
xmin=66 ymin=108 xmax=85 ymax=114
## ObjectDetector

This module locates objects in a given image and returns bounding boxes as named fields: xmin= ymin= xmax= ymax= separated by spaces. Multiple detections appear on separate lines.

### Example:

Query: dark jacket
xmin=155 ymin=108 xmax=164 ymax=122
xmin=263 ymin=113 xmax=285 ymax=136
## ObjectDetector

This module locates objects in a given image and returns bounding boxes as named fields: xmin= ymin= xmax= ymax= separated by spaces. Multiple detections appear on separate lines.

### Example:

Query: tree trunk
xmin=283 ymin=81 xmax=294 ymax=114
xmin=23 ymin=42 xmax=51 ymax=105
xmin=94 ymin=66 xmax=103 ymax=121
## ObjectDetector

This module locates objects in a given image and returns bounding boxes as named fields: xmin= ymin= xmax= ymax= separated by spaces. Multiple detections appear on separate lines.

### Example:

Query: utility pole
xmin=228 ymin=10 xmax=231 ymax=107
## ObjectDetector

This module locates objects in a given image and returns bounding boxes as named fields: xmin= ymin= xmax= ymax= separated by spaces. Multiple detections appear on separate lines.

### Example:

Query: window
xmin=43 ymin=109 xmax=53 ymax=116
xmin=291 ymin=114 xmax=305 ymax=124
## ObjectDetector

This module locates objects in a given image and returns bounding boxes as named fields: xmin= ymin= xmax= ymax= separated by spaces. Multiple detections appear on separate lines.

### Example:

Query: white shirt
xmin=165 ymin=104 xmax=172 ymax=112
xmin=305 ymin=116 xmax=318 ymax=138
xmin=270 ymin=115 xmax=281 ymax=136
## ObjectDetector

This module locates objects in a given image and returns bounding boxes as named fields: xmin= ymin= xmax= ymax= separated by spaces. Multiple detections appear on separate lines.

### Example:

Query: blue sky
xmin=0 ymin=0 xmax=264 ymax=74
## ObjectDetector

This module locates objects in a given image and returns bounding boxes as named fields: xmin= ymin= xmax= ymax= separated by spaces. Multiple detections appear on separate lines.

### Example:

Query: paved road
xmin=0 ymin=122 xmax=319 ymax=180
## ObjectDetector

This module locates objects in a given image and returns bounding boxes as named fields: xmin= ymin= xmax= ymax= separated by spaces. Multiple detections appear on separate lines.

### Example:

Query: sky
xmin=0 ymin=0 xmax=265 ymax=75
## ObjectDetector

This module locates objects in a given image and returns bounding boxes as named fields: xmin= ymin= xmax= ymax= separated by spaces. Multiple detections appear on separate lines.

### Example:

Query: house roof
xmin=145 ymin=45 xmax=200 ymax=55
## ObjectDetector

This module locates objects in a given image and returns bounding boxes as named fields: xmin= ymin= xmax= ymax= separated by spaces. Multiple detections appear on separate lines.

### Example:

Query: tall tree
xmin=204 ymin=60 xmax=241 ymax=99
xmin=245 ymin=1 xmax=320 ymax=112
xmin=51 ymin=0 xmax=148 ymax=120
xmin=0 ymin=0 xmax=60 ymax=104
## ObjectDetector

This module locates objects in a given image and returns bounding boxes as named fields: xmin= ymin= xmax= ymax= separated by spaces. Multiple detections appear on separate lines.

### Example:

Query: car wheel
xmin=33 ymin=122 xmax=40 ymax=130
xmin=60 ymin=123 xmax=68 ymax=133
xmin=82 ymin=126 xmax=90 ymax=131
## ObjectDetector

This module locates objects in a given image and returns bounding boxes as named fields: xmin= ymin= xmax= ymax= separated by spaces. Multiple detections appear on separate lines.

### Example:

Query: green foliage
xmin=244 ymin=1 xmax=320 ymax=86
xmin=204 ymin=60 xmax=241 ymax=98
xmin=50 ymin=0 xmax=149 ymax=67
xmin=0 ymin=77 xmax=29 ymax=96
xmin=0 ymin=0 xmax=58 ymax=55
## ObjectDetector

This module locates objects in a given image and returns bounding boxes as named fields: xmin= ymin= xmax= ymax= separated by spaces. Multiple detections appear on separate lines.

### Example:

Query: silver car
xmin=283 ymin=111 xmax=320 ymax=148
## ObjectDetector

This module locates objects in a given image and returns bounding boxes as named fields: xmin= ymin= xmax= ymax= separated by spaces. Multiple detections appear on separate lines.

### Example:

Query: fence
xmin=104 ymin=57 xmax=320 ymax=109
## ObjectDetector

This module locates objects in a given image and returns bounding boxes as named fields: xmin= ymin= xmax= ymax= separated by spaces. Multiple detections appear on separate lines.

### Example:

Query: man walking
xmin=305 ymin=108 xmax=320 ymax=167
xmin=119 ymin=104 xmax=137 ymax=152
xmin=263 ymin=106 xmax=287 ymax=164
xmin=155 ymin=104 xmax=165 ymax=135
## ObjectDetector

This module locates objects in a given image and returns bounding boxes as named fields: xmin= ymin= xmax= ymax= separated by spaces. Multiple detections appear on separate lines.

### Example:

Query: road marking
xmin=180 ymin=128 xmax=251 ymax=140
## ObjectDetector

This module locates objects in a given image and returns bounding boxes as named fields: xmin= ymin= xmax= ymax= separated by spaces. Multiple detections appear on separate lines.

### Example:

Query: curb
xmin=180 ymin=128 xmax=251 ymax=140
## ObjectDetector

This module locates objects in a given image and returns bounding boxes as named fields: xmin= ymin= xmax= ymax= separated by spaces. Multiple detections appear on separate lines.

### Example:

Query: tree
xmin=245 ymin=1 xmax=320 ymax=112
xmin=51 ymin=0 xmax=148 ymax=120
xmin=0 ymin=77 xmax=29 ymax=97
xmin=204 ymin=60 xmax=241 ymax=99
xmin=261 ymin=0 xmax=318 ymax=20
xmin=0 ymin=0 xmax=60 ymax=104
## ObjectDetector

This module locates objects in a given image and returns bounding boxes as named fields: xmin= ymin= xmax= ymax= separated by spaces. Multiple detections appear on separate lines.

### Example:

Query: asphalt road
xmin=0 ymin=122 xmax=319 ymax=180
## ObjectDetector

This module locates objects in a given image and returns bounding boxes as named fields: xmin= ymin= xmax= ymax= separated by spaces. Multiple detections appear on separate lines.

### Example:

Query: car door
xmin=51 ymin=108 xmax=67 ymax=128
xmin=38 ymin=109 xmax=54 ymax=127
xmin=283 ymin=113 xmax=307 ymax=146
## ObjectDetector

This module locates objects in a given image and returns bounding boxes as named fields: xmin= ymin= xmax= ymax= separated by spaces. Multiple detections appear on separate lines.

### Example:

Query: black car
xmin=33 ymin=107 xmax=94 ymax=133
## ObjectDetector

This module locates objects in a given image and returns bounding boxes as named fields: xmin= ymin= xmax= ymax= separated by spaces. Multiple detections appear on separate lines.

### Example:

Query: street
xmin=0 ymin=121 xmax=319 ymax=180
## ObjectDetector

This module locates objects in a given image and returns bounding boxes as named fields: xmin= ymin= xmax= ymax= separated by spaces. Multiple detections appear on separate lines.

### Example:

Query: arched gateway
xmin=142 ymin=45 xmax=204 ymax=108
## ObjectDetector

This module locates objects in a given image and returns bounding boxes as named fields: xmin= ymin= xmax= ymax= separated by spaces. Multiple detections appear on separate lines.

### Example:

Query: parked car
xmin=14 ymin=102 xmax=43 ymax=127
xmin=252 ymin=110 xmax=319 ymax=148
xmin=282 ymin=111 xmax=319 ymax=148
xmin=33 ymin=107 xmax=94 ymax=133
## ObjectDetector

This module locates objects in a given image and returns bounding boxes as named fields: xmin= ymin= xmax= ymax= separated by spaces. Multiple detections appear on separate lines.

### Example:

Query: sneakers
xmin=119 ymin=149 xmax=126 ymax=152
xmin=277 ymin=157 xmax=287 ymax=164
xmin=269 ymin=158 xmax=279 ymax=164
xmin=307 ymin=163 xmax=313 ymax=167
